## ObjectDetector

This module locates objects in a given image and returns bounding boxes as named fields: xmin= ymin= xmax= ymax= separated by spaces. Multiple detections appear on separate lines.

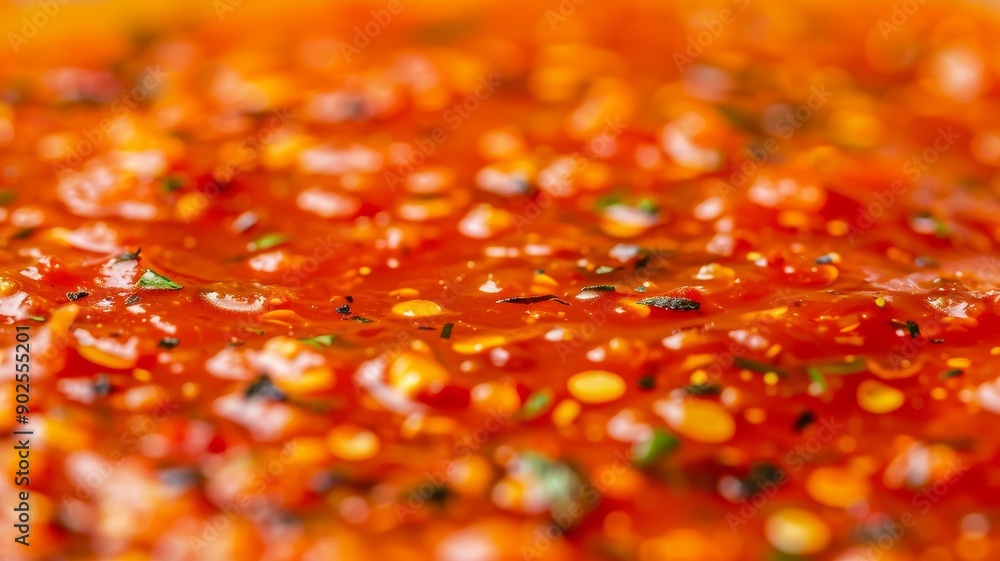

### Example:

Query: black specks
xmin=159 ymin=337 xmax=180 ymax=349
xmin=335 ymin=304 xmax=351 ymax=315
xmin=245 ymin=376 xmax=287 ymax=401
xmin=793 ymin=410 xmax=816 ymax=432
xmin=125 ymin=295 xmax=141 ymax=306
xmin=67 ymin=291 xmax=90 ymax=301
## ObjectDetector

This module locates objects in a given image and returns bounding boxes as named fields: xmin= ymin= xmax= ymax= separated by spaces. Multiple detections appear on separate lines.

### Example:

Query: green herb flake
xmin=248 ymin=233 xmax=289 ymax=252
xmin=66 ymin=291 xmax=90 ymax=302
xmin=683 ymin=382 xmax=722 ymax=396
xmin=634 ymin=285 xmax=647 ymax=293
xmin=13 ymin=228 xmax=34 ymax=239
xmin=243 ymin=327 xmax=265 ymax=336
xmin=905 ymin=320 xmax=920 ymax=339
xmin=636 ymin=296 xmax=701 ymax=311
xmin=632 ymin=428 xmax=679 ymax=467
xmin=806 ymin=366 xmax=828 ymax=392
xmin=939 ymin=369 xmax=964 ymax=379
xmin=637 ymin=375 xmax=656 ymax=390
xmin=810 ymin=356 xmax=867 ymax=375
xmin=440 ymin=323 xmax=455 ymax=339
xmin=595 ymin=265 xmax=617 ymax=274
xmin=636 ymin=198 xmax=658 ymax=214
xmin=352 ymin=316 xmax=373 ymax=323
xmin=0 ymin=190 xmax=15 ymax=205
xmin=136 ymin=268 xmax=183 ymax=290
xmin=116 ymin=248 xmax=142 ymax=262
xmin=299 ymin=334 xmax=337 ymax=349
xmin=733 ymin=356 xmax=788 ymax=377
xmin=518 ymin=388 xmax=553 ymax=420
xmin=28 ymin=315 xmax=45 ymax=322
xmin=580 ymin=285 xmax=616 ymax=292
xmin=162 ymin=175 xmax=186 ymax=193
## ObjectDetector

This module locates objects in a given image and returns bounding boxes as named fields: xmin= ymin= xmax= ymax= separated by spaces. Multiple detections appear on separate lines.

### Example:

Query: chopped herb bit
xmin=66 ymin=290 xmax=90 ymax=301
xmin=300 ymin=334 xmax=337 ymax=349
xmin=683 ymin=382 xmax=722 ymax=396
xmin=632 ymin=428 xmax=679 ymax=467
xmin=594 ymin=265 xmax=617 ymax=274
xmin=636 ymin=296 xmax=700 ymax=311
xmin=518 ymin=388 xmax=553 ymax=420
xmin=0 ymin=190 xmax=15 ymax=205
xmin=806 ymin=367 xmax=828 ymax=392
xmin=93 ymin=374 xmax=111 ymax=397
xmin=345 ymin=296 xmax=354 ymax=303
xmin=162 ymin=175 xmax=186 ymax=192
xmin=158 ymin=337 xmax=180 ymax=349
xmin=335 ymin=304 xmax=351 ymax=315
xmin=580 ymin=285 xmax=616 ymax=292
xmin=793 ymin=410 xmax=816 ymax=432
xmin=440 ymin=322 xmax=454 ymax=339
xmin=637 ymin=375 xmax=656 ymax=390
xmin=124 ymin=295 xmax=141 ymax=306
xmin=905 ymin=320 xmax=920 ymax=338
xmin=117 ymin=248 xmax=142 ymax=262
xmin=520 ymin=452 xmax=586 ymax=516
xmin=245 ymin=376 xmax=287 ymax=401
xmin=733 ymin=356 xmax=788 ymax=377
xmin=810 ymin=356 xmax=867 ymax=375
xmin=497 ymin=294 xmax=570 ymax=306
xmin=248 ymin=233 xmax=289 ymax=252
xmin=244 ymin=327 xmax=265 ymax=335
xmin=417 ymin=326 xmax=435 ymax=330
xmin=28 ymin=315 xmax=45 ymax=322
xmin=634 ymin=285 xmax=647 ymax=293
xmin=352 ymin=315 xmax=373 ymax=323
xmin=636 ymin=198 xmax=658 ymax=214
xmin=13 ymin=228 xmax=34 ymax=239
xmin=136 ymin=268 xmax=183 ymax=290
xmin=939 ymin=369 xmax=964 ymax=379
xmin=594 ymin=190 xmax=624 ymax=211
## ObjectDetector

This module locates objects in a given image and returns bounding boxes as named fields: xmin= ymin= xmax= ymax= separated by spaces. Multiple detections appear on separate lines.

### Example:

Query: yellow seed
xmin=991 ymin=346 xmax=1000 ymax=356
xmin=359 ymin=266 xmax=371 ymax=275
xmin=452 ymin=334 xmax=508 ymax=354
xmin=566 ymin=370 xmax=626 ymax=404
xmin=388 ymin=351 xmax=449 ymax=397
xmin=133 ymin=368 xmax=152 ymax=382
xmin=857 ymin=379 xmax=905 ymax=414
xmin=763 ymin=372 xmax=780 ymax=386
xmin=744 ymin=408 xmax=766 ymax=424
xmin=655 ymin=398 xmax=736 ymax=443
xmin=181 ymin=382 xmax=199 ymax=400
xmin=78 ymin=346 xmax=137 ymax=370
xmin=930 ymin=387 xmax=947 ymax=400
xmin=805 ymin=467 xmax=870 ymax=508
xmin=875 ymin=296 xmax=886 ymax=309
xmin=471 ymin=382 xmax=521 ymax=415
xmin=689 ymin=370 xmax=708 ymax=385
xmin=765 ymin=508 xmax=831 ymax=555
xmin=327 ymin=424 xmax=380 ymax=461
xmin=390 ymin=299 xmax=443 ymax=318
xmin=552 ymin=399 xmax=581 ymax=427
xmin=946 ymin=357 xmax=971 ymax=369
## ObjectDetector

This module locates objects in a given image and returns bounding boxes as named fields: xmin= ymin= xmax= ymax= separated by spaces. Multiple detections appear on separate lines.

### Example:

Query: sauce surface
xmin=1 ymin=1 xmax=1000 ymax=559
